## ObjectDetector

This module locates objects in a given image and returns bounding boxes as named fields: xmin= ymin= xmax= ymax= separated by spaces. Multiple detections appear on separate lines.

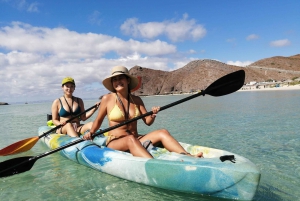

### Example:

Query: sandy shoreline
xmin=238 ymin=84 xmax=300 ymax=92
xmin=146 ymin=84 xmax=300 ymax=97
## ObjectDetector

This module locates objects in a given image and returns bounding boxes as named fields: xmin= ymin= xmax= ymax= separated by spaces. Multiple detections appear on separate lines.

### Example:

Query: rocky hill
xmin=129 ymin=54 xmax=300 ymax=96
xmin=250 ymin=54 xmax=300 ymax=71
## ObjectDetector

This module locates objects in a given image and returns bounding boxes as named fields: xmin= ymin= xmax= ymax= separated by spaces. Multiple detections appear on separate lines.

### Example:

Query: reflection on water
xmin=1 ymin=90 xmax=300 ymax=200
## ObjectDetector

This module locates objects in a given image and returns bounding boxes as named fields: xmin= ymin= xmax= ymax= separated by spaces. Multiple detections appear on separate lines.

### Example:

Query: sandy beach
xmin=239 ymin=84 xmax=300 ymax=92
xmin=141 ymin=84 xmax=300 ymax=97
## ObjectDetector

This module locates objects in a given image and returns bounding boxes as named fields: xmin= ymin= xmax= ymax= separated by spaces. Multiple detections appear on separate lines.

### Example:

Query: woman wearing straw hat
xmin=83 ymin=66 xmax=203 ymax=158
xmin=51 ymin=77 xmax=100 ymax=137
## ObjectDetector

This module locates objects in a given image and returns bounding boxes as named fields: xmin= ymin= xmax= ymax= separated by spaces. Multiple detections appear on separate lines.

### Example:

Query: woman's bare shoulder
xmin=51 ymin=98 xmax=62 ymax=110
xmin=52 ymin=97 xmax=61 ymax=104
xmin=101 ymin=93 xmax=114 ymax=102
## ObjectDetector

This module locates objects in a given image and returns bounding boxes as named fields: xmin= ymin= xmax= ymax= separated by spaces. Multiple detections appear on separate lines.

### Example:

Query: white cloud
xmin=120 ymin=14 xmax=206 ymax=42
xmin=0 ymin=22 xmax=176 ymax=58
xmin=5 ymin=0 xmax=40 ymax=12
xmin=27 ymin=2 xmax=39 ymax=12
xmin=227 ymin=60 xmax=253 ymax=67
xmin=6 ymin=51 xmax=42 ymax=65
xmin=172 ymin=60 xmax=193 ymax=70
xmin=0 ymin=22 xmax=183 ymax=102
xmin=16 ymin=0 xmax=27 ymax=10
xmin=246 ymin=34 xmax=259 ymax=40
xmin=270 ymin=39 xmax=291 ymax=47
xmin=88 ymin=10 xmax=102 ymax=25
xmin=121 ymin=18 xmax=165 ymax=39
xmin=189 ymin=49 xmax=196 ymax=54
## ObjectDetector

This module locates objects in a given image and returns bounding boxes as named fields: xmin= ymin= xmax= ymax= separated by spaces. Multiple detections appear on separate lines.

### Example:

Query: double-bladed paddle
xmin=0 ymin=76 xmax=142 ymax=156
xmin=0 ymin=70 xmax=245 ymax=178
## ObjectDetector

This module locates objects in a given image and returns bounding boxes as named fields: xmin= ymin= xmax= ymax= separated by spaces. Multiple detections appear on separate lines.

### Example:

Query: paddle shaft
xmin=39 ymin=104 xmax=97 ymax=139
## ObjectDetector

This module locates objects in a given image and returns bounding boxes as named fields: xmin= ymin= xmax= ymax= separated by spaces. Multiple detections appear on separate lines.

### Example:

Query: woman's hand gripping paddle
xmin=0 ymin=70 xmax=245 ymax=178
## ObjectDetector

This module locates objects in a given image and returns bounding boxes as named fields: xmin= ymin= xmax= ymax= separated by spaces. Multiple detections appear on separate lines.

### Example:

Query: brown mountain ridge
xmin=129 ymin=54 xmax=300 ymax=96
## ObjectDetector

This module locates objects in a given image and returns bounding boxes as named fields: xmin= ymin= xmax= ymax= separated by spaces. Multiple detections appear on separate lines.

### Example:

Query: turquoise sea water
xmin=0 ymin=90 xmax=299 ymax=201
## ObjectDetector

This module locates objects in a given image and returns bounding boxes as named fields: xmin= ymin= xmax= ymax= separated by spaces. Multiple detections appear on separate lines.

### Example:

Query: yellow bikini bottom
xmin=106 ymin=134 xmax=126 ymax=145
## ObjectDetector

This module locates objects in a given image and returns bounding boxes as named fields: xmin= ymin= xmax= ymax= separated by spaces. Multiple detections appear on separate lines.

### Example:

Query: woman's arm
xmin=78 ymin=98 xmax=99 ymax=121
xmin=83 ymin=95 xmax=108 ymax=140
xmin=136 ymin=96 xmax=158 ymax=126
xmin=51 ymin=99 xmax=61 ymax=126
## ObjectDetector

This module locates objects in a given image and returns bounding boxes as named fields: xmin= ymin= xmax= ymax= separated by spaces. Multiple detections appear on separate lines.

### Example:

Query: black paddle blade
xmin=205 ymin=70 xmax=245 ymax=97
xmin=0 ymin=156 xmax=36 ymax=177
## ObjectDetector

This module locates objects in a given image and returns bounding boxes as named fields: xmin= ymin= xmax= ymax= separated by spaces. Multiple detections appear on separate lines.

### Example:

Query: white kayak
xmin=38 ymin=126 xmax=260 ymax=200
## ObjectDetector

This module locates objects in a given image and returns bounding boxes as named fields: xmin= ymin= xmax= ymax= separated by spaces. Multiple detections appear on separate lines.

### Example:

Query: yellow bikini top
xmin=108 ymin=94 xmax=140 ymax=122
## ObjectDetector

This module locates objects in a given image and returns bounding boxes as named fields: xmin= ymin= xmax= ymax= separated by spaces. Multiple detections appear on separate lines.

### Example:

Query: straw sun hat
xmin=102 ymin=66 xmax=138 ymax=92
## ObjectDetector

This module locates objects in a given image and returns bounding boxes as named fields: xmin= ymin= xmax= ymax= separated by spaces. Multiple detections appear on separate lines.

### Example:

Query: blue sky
xmin=0 ymin=0 xmax=299 ymax=103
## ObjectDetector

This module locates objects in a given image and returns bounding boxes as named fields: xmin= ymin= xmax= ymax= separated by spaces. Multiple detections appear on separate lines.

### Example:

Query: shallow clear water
xmin=0 ymin=90 xmax=299 ymax=201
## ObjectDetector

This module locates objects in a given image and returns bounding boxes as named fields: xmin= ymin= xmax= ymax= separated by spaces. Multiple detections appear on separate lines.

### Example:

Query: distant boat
xmin=25 ymin=102 xmax=28 ymax=104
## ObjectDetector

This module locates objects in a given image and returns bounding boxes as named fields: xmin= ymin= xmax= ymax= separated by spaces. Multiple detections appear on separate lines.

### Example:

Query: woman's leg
xmin=140 ymin=129 xmax=203 ymax=157
xmin=77 ymin=122 xmax=93 ymax=134
xmin=108 ymin=135 xmax=153 ymax=158
xmin=61 ymin=123 xmax=79 ymax=137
